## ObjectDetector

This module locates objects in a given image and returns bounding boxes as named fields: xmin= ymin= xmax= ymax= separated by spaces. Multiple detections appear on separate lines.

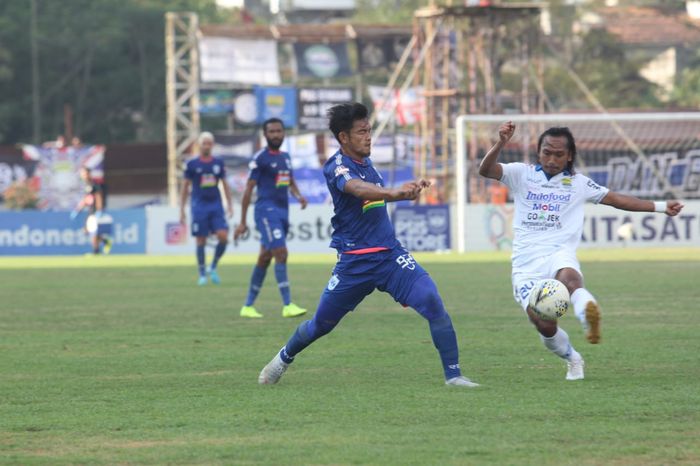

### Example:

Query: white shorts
xmin=511 ymin=248 xmax=581 ymax=311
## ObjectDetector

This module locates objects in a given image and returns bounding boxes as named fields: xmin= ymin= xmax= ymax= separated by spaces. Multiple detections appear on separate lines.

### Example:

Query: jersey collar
xmin=340 ymin=149 xmax=368 ymax=166
xmin=535 ymin=164 xmax=570 ymax=180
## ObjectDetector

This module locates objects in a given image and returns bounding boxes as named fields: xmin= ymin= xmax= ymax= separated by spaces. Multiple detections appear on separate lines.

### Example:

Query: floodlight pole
xmin=165 ymin=12 xmax=201 ymax=207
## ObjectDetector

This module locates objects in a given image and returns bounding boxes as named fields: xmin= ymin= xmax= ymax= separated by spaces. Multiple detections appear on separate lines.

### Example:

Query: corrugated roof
xmin=199 ymin=23 xmax=412 ymax=43
xmin=598 ymin=6 xmax=700 ymax=46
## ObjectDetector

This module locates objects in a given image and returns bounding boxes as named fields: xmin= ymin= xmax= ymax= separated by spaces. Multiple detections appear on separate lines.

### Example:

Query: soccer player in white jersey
xmin=479 ymin=122 xmax=684 ymax=380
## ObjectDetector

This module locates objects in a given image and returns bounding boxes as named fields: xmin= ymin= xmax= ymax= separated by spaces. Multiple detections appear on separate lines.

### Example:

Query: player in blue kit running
xmin=234 ymin=118 xmax=309 ymax=319
xmin=180 ymin=132 xmax=233 ymax=286
xmin=258 ymin=103 xmax=479 ymax=387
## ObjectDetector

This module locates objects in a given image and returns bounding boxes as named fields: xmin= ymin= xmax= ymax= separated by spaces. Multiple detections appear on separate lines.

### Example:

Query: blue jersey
xmin=323 ymin=150 xmax=399 ymax=253
xmin=249 ymin=148 xmax=293 ymax=212
xmin=184 ymin=156 xmax=226 ymax=209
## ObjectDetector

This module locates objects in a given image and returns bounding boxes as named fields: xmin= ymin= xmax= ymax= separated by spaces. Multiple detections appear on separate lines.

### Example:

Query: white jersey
xmin=500 ymin=163 xmax=609 ymax=271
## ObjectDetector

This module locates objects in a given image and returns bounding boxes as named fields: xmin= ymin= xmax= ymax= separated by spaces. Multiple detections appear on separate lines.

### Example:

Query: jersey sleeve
xmin=184 ymin=161 xmax=194 ymax=181
xmin=499 ymin=162 xmax=527 ymax=192
xmin=248 ymin=155 xmax=262 ymax=182
xmin=580 ymin=175 xmax=610 ymax=204
xmin=327 ymin=160 xmax=359 ymax=192
xmin=217 ymin=159 xmax=226 ymax=179
xmin=286 ymin=154 xmax=294 ymax=178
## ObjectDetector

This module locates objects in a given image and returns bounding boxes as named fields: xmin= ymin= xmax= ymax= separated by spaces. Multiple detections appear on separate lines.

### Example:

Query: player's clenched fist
xmin=499 ymin=121 xmax=515 ymax=144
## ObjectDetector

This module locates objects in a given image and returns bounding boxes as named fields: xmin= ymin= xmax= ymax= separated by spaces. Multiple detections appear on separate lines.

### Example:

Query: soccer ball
xmin=528 ymin=279 xmax=570 ymax=321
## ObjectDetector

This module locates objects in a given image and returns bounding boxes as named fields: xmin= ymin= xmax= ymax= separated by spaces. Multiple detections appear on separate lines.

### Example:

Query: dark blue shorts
xmin=255 ymin=208 xmax=289 ymax=250
xmin=191 ymin=205 xmax=227 ymax=237
xmin=321 ymin=247 xmax=428 ymax=312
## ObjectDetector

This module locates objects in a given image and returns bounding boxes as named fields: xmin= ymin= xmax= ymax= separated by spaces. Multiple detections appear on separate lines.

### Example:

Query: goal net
xmin=454 ymin=113 xmax=700 ymax=252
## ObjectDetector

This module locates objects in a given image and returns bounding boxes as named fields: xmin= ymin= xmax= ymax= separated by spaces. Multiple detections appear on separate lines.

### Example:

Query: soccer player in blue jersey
xmin=234 ymin=118 xmax=309 ymax=319
xmin=258 ymin=103 xmax=479 ymax=387
xmin=180 ymin=132 xmax=233 ymax=286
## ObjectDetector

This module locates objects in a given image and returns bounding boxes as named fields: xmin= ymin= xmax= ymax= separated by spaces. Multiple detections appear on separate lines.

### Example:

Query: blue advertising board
xmin=0 ymin=208 xmax=146 ymax=255
xmin=392 ymin=204 xmax=451 ymax=252
xmin=254 ymin=86 xmax=298 ymax=128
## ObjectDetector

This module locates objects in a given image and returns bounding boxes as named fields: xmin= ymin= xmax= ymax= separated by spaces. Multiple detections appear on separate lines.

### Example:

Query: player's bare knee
xmin=273 ymin=248 xmax=288 ymax=264
xmin=555 ymin=268 xmax=583 ymax=294
xmin=528 ymin=309 xmax=557 ymax=337
xmin=257 ymin=252 xmax=272 ymax=268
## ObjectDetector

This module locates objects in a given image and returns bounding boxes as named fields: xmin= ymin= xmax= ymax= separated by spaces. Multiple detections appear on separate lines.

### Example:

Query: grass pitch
xmin=1 ymin=250 xmax=699 ymax=465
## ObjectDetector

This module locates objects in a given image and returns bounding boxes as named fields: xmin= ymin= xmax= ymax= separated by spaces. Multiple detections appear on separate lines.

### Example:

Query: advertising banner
xmin=357 ymin=36 xmax=411 ymax=70
xmin=147 ymin=204 xmax=336 ymax=254
xmin=393 ymin=204 xmax=451 ymax=252
xmin=20 ymin=144 xmax=105 ymax=210
xmin=199 ymin=37 xmax=280 ymax=85
xmin=0 ymin=152 xmax=37 ymax=206
xmin=298 ymin=87 xmax=353 ymax=131
xmin=254 ymin=86 xmax=298 ymax=128
xmin=464 ymin=201 xmax=700 ymax=251
xmin=293 ymin=43 xmax=352 ymax=79
xmin=587 ymin=148 xmax=700 ymax=200
xmin=0 ymin=209 xmax=146 ymax=255
xmin=199 ymin=89 xmax=234 ymax=115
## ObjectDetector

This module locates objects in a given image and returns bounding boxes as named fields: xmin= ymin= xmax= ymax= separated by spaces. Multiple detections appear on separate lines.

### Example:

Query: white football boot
xmin=445 ymin=376 xmax=480 ymax=387
xmin=258 ymin=351 xmax=289 ymax=385
xmin=566 ymin=356 xmax=585 ymax=381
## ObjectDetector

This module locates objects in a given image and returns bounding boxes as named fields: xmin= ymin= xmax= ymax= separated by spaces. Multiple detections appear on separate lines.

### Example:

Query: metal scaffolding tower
xmin=165 ymin=12 xmax=201 ymax=207
xmin=411 ymin=3 xmax=543 ymax=204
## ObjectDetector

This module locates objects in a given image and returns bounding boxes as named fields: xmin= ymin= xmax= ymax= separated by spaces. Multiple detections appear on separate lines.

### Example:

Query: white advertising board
xmin=463 ymin=201 xmax=700 ymax=252
xmin=146 ymin=204 xmax=336 ymax=255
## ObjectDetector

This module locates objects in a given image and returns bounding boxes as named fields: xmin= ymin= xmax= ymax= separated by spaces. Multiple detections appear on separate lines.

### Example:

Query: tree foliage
xmin=0 ymin=0 xmax=223 ymax=145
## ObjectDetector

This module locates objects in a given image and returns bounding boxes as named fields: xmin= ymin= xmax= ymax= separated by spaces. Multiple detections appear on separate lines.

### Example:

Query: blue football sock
xmin=429 ymin=314 xmax=461 ymax=380
xmin=210 ymin=241 xmax=227 ymax=270
xmin=280 ymin=297 xmax=349 ymax=363
xmin=274 ymin=263 xmax=291 ymax=305
xmin=405 ymin=274 xmax=462 ymax=380
xmin=196 ymin=244 xmax=206 ymax=277
xmin=245 ymin=266 xmax=267 ymax=306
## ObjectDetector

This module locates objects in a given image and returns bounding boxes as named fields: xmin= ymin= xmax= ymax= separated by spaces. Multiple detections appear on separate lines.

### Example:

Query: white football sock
xmin=541 ymin=327 xmax=580 ymax=361
xmin=571 ymin=288 xmax=596 ymax=325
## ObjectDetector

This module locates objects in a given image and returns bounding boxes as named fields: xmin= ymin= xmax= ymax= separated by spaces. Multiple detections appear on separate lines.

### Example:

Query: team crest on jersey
xmin=213 ymin=164 xmax=220 ymax=175
xmin=334 ymin=165 xmax=349 ymax=177
xmin=201 ymin=174 xmax=216 ymax=187
xmin=327 ymin=274 xmax=340 ymax=290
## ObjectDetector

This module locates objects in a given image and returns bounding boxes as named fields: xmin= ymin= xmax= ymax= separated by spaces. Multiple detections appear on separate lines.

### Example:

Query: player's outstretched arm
xmin=601 ymin=192 xmax=684 ymax=216
xmin=179 ymin=179 xmax=191 ymax=225
xmin=221 ymin=178 xmax=234 ymax=218
xmin=289 ymin=177 xmax=308 ymax=209
xmin=344 ymin=178 xmax=424 ymax=202
xmin=234 ymin=179 xmax=256 ymax=240
xmin=478 ymin=121 xmax=515 ymax=180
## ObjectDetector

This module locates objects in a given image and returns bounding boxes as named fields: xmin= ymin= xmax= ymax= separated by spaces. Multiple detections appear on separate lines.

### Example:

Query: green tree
xmin=543 ymin=29 xmax=661 ymax=110
xmin=0 ymin=0 xmax=223 ymax=145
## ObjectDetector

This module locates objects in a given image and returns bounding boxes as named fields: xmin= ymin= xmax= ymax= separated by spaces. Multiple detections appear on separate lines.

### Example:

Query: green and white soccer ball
xmin=528 ymin=279 xmax=570 ymax=321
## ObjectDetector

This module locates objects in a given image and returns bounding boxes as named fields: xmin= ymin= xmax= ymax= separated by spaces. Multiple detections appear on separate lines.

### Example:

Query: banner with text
xmin=464 ymin=201 xmax=700 ymax=251
xmin=199 ymin=37 xmax=280 ymax=85
xmin=0 ymin=209 xmax=146 ymax=255
xmin=298 ymin=87 xmax=353 ymax=131
xmin=147 ymin=204 xmax=335 ymax=254
xmin=393 ymin=204 xmax=451 ymax=252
